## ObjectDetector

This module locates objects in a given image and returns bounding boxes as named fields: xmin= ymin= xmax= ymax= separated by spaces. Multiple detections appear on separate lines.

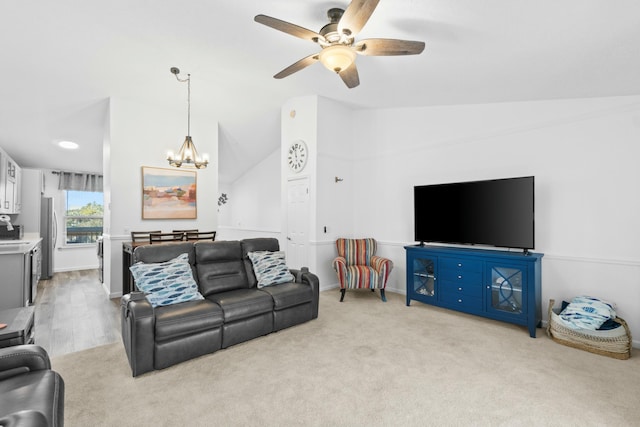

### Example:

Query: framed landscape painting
xmin=141 ymin=166 xmax=197 ymax=219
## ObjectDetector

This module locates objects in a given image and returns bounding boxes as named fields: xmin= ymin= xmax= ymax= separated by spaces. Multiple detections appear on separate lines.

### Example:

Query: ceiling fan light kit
xmin=319 ymin=44 xmax=356 ymax=73
xmin=255 ymin=0 xmax=425 ymax=88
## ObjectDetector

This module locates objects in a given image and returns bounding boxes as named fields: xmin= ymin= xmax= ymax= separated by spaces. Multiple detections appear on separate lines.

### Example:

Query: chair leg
xmin=380 ymin=289 xmax=387 ymax=302
xmin=340 ymin=289 xmax=346 ymax=302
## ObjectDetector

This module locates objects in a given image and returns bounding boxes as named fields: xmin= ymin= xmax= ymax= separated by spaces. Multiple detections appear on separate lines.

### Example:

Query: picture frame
xmin=141 ymin=166 xmax=197 ymax=219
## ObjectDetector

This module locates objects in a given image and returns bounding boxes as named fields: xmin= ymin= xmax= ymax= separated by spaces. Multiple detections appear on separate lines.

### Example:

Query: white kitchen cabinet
xmin=13 ymin=163 xmax=22 ymax=213
xmin=0 ymin=147 xmax=22 ymax=214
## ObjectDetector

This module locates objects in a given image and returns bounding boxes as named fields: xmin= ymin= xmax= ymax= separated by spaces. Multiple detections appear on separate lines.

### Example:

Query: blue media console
xmin=405 ymin=245 xmax=543 ymax=337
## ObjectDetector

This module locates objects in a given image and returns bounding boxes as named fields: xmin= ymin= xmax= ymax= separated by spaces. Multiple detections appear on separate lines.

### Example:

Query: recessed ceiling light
xmin=58 ymin=140 xmax=79 ymax=150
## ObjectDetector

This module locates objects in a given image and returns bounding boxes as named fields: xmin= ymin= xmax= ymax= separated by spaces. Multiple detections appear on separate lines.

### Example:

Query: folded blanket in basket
xmin=560 ymin=300 xmax=620 ymax=330
xmin=559 ymin=296 xmax=616 ymax=331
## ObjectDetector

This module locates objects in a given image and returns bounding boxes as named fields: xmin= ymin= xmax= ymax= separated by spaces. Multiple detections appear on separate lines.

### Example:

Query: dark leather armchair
xmin=0 ymin=345 xmax=65 ymax=426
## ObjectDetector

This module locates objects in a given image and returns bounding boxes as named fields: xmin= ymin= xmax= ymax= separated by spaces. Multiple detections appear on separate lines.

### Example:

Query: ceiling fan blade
xmin=354 ymin=38 xmax=426 ymax=56
xmin=255 ymin=14 xmax=326 ymax=44
xmin=338 ymin=62 xmax=360 ymax=89
xmin=273 ymin=53 xmax=319 ymax=79
xmin=338 ymin=0 xmax=380 ymax=36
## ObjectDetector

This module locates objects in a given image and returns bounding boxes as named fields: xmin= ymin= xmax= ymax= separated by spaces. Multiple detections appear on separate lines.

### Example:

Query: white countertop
xmin=0 ymin=234 xmax=43 ymax=255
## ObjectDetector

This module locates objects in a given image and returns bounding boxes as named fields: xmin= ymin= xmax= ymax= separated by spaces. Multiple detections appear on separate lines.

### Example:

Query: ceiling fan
xmin=255 ymin=0 xmax=425 ymax=89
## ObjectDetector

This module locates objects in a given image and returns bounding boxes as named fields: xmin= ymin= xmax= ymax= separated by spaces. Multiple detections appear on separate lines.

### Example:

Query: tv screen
xmin=414 ymin=176 xmax=535 ymax=250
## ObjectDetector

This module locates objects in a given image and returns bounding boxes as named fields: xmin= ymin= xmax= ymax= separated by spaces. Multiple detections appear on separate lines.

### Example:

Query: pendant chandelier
xmin=167 ymin=67 xmax=209 ymax=169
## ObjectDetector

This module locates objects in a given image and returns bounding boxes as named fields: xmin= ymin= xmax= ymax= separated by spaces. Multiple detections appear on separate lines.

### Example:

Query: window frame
xmin=63 ymin=190 xmax=104 ymax=246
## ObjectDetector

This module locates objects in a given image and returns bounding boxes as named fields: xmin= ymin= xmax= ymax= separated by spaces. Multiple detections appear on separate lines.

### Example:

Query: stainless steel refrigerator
xmin=40 ymin=197 xmax=56 ymax=279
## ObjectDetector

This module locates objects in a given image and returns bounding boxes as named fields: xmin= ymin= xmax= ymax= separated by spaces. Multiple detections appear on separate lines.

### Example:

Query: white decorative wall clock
xmin=287 ymin=140 xmax=308 ymax=173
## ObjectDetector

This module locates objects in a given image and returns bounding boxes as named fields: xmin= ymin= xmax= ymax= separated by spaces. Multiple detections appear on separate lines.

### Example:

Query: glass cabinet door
xmin=412 ymin=257 xmax=437 ymax=299
xmin=487 ymin=264 xmax=525 ymax=315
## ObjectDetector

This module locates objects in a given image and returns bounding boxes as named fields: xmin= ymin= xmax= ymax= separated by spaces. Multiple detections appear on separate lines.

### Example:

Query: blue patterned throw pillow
xmin=129 ymin=253 xmax=203 ymax=307
xmin=247 ymin=251 xmax=295 ymax=288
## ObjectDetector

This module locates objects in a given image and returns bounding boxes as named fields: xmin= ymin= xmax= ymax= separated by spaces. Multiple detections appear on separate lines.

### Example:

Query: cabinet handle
xmin=458 ymin=287 xmax=462 ymax=291
xmin=457 ymin=275 xmax=462 ymax=279
xmin=457 ymin=299 xmax=463 ymax=303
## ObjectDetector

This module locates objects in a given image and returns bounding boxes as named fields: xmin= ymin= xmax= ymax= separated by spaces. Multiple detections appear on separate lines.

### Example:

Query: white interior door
xmin=286 ymin=177 xmax=309 ymax=269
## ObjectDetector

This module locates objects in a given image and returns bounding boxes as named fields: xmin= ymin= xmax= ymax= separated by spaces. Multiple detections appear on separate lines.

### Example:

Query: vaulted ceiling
xmin=1 ymin=1 xmax=638 ymax=183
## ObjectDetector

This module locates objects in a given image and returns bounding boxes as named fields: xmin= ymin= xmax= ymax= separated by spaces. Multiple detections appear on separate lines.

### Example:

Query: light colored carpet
xmin=51 ymin=291 xmax=640 ymax=427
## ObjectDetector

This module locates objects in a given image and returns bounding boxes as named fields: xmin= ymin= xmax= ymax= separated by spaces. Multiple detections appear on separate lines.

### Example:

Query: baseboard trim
xmin=54 ymin=264 xmax=99 ymax=273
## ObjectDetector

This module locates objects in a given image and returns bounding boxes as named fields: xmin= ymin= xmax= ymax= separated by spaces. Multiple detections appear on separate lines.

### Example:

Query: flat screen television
xmin=414 ymin=176 xmax=535 ymax=250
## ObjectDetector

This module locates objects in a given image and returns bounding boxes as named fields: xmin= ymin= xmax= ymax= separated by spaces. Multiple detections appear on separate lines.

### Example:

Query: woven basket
xmin=546 ymin=299 xmax=632 ymax=360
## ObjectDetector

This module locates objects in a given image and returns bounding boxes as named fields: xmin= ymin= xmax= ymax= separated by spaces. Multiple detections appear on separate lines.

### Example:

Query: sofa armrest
xmin=332 ymin=256 xmax=347 ymax=270
xmin=0 ymin=345 xmax=51 ymax=381
xmin=371 ymin=255 xmax=394 ymax=287
xmin=120 ymin=292 xmax=155 ymax=377
xmin=331 ymin=256 xmax=348 ymax=290
xmin=0 ymin=410 xmax=49 ymax=427
xmin=290 ymin=267 xmax=320 ymax=319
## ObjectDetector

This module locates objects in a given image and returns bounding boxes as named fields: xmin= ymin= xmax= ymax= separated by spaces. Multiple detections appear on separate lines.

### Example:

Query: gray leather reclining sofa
xmin=121 ymin=238 xmax=319 ymax=377
xmin=0 ymin=345 xmax=65 ymax=426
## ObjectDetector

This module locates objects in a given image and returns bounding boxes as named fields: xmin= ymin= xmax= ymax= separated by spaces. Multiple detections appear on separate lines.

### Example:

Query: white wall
xmin=218 ymin=148 xmax=281 ymax=241
xmin=348 ymin=95 xmax=640 ymax=345
xmin=280 ymin=96 xmax=319 ymax=272
xmin=278 ymin=95 xmax=367 ymax=289
xmin=313 ymin=97 xmax=357 ymax=289
xmin=316 ymin=96 xmax=357 ymax=241
xmin=103 ymin=96 xmax=219 ymax=297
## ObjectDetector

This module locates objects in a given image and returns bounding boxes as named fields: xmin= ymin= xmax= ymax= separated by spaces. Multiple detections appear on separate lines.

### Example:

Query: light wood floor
xmin=34 ymin=269 xmax=121 ymax=357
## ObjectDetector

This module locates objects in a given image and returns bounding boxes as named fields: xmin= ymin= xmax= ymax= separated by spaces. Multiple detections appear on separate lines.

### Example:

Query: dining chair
xmin=173 ymin=229 xmax=198 ymax=240
xmin=131 ymin=230 xmax=161 ymax=242
xmin=185 ymin=231 xmax=216 ymax=241
xmin=149 ymin=232 xmax=185 ymax=244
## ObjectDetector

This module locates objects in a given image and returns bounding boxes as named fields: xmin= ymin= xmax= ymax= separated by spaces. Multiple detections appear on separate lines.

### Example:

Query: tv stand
xmin=405 ymin=245 xmax=543 ymax=337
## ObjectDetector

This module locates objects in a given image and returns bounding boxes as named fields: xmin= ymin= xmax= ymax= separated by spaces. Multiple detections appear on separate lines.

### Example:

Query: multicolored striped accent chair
xmin=332 ymin=238 xmax=394 ymax=302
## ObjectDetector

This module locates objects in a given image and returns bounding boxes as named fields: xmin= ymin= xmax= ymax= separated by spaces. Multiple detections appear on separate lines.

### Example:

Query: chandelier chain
xmin=173 ymin=71 xmax=191 ymax=136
